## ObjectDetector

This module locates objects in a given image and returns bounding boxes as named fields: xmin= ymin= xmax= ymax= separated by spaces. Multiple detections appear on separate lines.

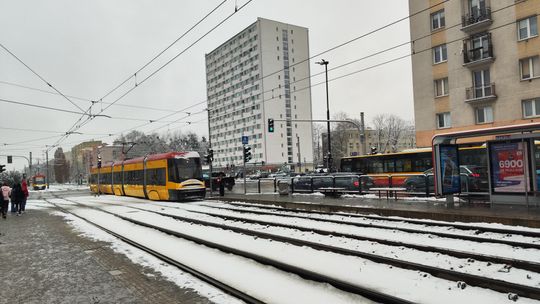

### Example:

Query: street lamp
xmin=316 ymin=59 xmax=332 ymax=171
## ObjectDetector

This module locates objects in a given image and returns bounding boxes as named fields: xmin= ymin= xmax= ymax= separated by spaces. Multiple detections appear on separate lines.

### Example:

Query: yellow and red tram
xmin=89 ymin=151 xmax=205 ymax=201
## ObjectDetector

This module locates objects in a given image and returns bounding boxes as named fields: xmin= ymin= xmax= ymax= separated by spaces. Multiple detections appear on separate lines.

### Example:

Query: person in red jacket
xmin=21 ymin=178 xmax=29 ymax=213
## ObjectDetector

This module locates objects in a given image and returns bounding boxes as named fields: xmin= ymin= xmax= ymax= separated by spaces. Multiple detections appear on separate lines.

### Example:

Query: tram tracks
xmin=45 ymin=197 xmax=408 ymax=304
xmin=195 ymin=202 xmax=540 ymax=250
xmin=57 ymin=196 xmax=540 ymax=302
xmin=224 ymin=201 xmax=540 ymax=238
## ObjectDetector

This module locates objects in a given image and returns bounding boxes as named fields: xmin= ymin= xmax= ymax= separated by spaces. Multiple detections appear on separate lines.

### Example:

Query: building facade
xmin=322 ymin=128 xmax=416 ymax=159
xmin=409 ymin=0 xmax=540 ymax=147
xmin=205 ymin=18 xmax=314 ymax=169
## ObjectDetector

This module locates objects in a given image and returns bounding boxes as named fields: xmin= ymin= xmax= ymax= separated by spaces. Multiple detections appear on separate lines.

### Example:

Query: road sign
xmin=242 ymin=136 xmax=248 ymax=145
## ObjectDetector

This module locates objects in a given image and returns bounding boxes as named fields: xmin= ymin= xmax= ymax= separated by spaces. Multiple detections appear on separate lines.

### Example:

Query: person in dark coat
xmin=11 ymin=183 xmax=25 ymax=216
xmin=21 ymin=178 xmax=29 ymax=213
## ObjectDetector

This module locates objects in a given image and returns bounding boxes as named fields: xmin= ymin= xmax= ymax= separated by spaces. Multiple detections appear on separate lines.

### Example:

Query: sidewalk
xmin=0 ymin=207 xmax=214 ymax=304
xmin=210 ymin=191 xmax=540 ymax=228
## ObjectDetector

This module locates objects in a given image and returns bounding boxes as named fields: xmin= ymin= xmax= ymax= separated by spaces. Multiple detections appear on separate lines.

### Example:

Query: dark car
xmin=404 ymin=165 xmax=488 ymax=193
xmin=202 ymin=171 xmax=235 ymax=191
xmin=460 ymin=165 xmax=489 ymax=192
xmin=403 ymin=169 xmax=434 ymax=193
xmin=291 ymin=172 xmax=372 ymax=193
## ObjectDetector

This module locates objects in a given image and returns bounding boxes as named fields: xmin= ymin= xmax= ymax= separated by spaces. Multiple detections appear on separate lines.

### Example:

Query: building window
xmin=520 ymin=56 xmax=540 ymax=80
xmin=523 ymin=98 xmax=540 ymax=118
xmin=433 ymin=44 xmax=447 ymax=64
xmin=475 ymin=106 xmax=493 ymax=124
xmin=434 ymin=77 xmax=449 ymax=97
xmin=431 ymin=10 xmax=445 ymax=30
xmin=436 ymin=112 xmax=451 ymax=129
xmin=517 ymin=16 xmax=538 ymax=41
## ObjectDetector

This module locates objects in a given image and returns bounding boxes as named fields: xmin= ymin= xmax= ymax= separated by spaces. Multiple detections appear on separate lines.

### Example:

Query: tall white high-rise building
xmin=205 ymin=17 xmax=314 ymax=170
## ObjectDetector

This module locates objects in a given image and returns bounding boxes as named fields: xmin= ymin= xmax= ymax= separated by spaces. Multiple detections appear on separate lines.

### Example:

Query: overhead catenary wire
xmin=46 ymin=0 xmax=255 ymax=152
xmin=8 ymin=0 xmax=526 ymax=156
xmin=26 ymin=6 xmax=530 ymax=155
xmin=0 ymin=80 xmax=189 ymax=113
xmin=98 ymin=0 xmax=229 ymax=102
xmin=46 ymin=2 xmax=530 ymax=152
xmin=58 ymin=0 xmax=438 ymax=148
xmin=0 ymin=43 xmax=86 ymax=113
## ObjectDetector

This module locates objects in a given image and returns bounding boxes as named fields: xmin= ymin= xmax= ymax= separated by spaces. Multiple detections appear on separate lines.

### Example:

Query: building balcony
xmin=465 ymin=83 xmax=497 ymax=103
xmin=463 ymin=34 xmax=494 ymax=68
xmin=461 ymin=7 xmax=492 ymax=33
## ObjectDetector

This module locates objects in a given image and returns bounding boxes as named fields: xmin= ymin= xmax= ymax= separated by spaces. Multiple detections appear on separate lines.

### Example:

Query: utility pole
xmin=361 ymin=112 xmax=367 ymax=155
xmin=45 ymin=150 xmax=49 ymax=189
xmin=296 ymin=134 xmax=302 ymax=173
xmin=29 ymin=152 xmax=32 ymax=178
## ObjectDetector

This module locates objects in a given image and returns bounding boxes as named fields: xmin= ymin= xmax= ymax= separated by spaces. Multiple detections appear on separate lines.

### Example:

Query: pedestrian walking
xmin=21 ymin=178 xmax=29 ymax=213
xmin=11 ymin=183 xmax=24 ymax=216
xmin=1 ymin=182 xmax=12 ymax=219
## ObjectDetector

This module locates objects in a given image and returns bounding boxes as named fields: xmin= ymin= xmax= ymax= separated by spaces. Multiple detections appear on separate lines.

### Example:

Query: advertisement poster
xmin=490 ymin=142 xmax=528 ymax=193
xmin=439 ymin=145 xmax=461 ymax=194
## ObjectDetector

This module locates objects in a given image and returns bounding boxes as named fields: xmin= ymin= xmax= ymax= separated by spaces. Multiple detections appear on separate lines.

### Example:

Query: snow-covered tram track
xmin=89 ymin=200 xmax=540 ymax=301
xmin=195 ymin=202 xmax=540 ymax=250
xmin=43 ymin=199 xmax=263 ymax=304
xmin=224 ymin=201 xmax=540 ymax=238
xmin=46 ymin=197 xmax=403 ymax=304
xmin=52 ymin=196 xmax=540 ymax=303
xmin=151 ymin=202 xmax=540 ymax=270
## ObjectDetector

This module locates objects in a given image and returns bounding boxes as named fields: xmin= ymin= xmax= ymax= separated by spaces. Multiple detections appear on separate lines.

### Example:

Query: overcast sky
xmin=0 ymin=0 xmax=412 ymax=170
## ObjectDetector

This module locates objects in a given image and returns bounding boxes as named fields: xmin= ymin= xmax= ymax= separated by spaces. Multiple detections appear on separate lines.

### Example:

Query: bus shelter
xmin=431 ymin=122 xmax=540 ymax=207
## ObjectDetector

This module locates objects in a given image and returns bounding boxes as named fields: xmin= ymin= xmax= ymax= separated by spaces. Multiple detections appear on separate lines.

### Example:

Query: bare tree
xmin=312 ymin=123 xmax=324 ymax=167
xmin=370 ymin=114 xmax=414 ymax=153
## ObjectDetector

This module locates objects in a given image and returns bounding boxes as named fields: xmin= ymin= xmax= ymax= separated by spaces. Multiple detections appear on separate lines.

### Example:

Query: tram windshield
xmin=168 ymin=157 xmax=202 ymax=182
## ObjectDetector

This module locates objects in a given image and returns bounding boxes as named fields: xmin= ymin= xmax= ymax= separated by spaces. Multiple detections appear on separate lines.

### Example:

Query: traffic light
xmin=205 ymin=149 xmax=214 ymax=164
xmin=0 ymin=165 xmax=5 ymax=173
xmin=97 ymin=155 xmax=102 ymax=168
xmin=7 ymin=156 xmax=12 ymax=164
xmin=268 ymin=118 xmax=274 ymax=133
xmin=243 ymin=145 xmax=252 ymax=163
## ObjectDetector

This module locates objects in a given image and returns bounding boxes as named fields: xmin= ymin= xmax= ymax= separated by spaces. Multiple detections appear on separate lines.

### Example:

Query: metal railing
xmin=465 ymin=83 xmax=496 ymax=100
xmin=463 ymin=33 xmax=493 ymax=64
xmin=241 ymin=172 xmax=490 ymax=197
xmin=462 ymin=7 xmax=492 ymax=28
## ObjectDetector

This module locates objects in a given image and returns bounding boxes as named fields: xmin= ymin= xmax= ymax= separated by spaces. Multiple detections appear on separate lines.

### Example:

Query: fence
xmin=241 ymin=173 xmax=489 ymax=197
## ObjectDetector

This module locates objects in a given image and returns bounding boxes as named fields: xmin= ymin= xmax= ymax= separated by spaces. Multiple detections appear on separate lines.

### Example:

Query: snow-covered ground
xmin=28 ymin=195 xmax=540 ymax=303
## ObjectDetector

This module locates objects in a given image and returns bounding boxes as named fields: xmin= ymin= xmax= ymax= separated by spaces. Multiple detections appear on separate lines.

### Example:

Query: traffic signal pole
xmin=243 ymin=150 xmax=246 ymax=194
xmin=268 ymin=118 xmax=365 ymax=165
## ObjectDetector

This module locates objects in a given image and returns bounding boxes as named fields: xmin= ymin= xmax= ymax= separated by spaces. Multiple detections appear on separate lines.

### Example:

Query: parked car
xmin=290 ymin=172 xmax=372 ymax=193
xmin=403 ymin=169 xmax=434 ymax=192
xmin=403 ymin=165 xmax=488 ymax=193
xmin=460 ymin=165 xmax=489 ymax=192
xmin=202 ymin=171 xmax=235 ymax=191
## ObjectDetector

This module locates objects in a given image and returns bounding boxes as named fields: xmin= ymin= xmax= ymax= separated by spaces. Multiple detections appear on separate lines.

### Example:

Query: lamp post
xmin=316 ymin=59 xmax=332 ymax=171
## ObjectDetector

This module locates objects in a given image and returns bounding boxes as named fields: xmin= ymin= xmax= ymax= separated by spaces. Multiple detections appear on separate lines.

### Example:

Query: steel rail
xmin=52 ymin=196 xmax=413 ymax=304
xmin=198 ymin=203 xmax=540 ymax=250
xmin=223 ymin=201 xmax=540 ymax=238
xmin=92 ymin=201 xmax=540 ymax=301
xmin=44 ymin=198 xmax=263 ymax=304
xmin=165 ymin=205 xmax=540 ymax=273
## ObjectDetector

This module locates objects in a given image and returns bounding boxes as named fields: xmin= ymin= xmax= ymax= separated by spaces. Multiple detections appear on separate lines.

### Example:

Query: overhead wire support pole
xmin=316 ymin=59 xmax=331 ymax=171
